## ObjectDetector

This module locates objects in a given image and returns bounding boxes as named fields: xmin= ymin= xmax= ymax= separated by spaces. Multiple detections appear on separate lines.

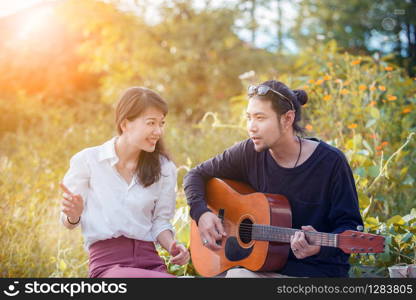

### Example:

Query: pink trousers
xmin=88 ymin=236 xmax=175 ymax=278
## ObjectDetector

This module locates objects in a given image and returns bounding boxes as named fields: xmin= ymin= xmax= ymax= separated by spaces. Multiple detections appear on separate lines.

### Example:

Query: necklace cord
xmin=294 ymin=136 xmax=302 ymax=168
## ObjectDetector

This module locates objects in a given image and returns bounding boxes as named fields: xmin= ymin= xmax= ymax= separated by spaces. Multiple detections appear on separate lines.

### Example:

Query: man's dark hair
xmin=253 ymin=80 xmax=308 ymax=135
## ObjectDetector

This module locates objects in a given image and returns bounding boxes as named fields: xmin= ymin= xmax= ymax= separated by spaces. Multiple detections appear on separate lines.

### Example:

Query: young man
xmin=184 ymin=80 xmax=363 ymax=277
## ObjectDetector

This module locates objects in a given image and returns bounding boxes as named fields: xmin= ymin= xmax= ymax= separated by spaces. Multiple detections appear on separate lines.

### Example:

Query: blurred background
xmin=0 ymin=0 xmax=415 ymax=277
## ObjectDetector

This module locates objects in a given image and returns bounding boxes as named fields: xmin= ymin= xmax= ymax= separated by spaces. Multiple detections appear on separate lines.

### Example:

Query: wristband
xmin=67 ymin=216 xmax=81 ymax=225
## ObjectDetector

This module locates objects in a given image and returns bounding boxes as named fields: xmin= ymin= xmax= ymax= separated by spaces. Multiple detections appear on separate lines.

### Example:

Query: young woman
xmin=60 ymin=87 xmax=189 ymax=278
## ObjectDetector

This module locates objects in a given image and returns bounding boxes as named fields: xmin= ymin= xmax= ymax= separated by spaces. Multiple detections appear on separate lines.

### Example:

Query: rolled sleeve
xmin=151 ymin=160 xmax=177 ymax=241
xmin=61 ymin=150 xmax=90 ymax=221
xmin=62 ymin=150 xmax=90 ymax=201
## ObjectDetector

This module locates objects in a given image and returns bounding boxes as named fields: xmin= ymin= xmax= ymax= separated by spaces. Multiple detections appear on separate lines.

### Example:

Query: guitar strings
xmin=238 ymin=226 xmax=380 ymax=240
xmin=238 ymin=224 xmax=337 ymax=237
xmin=239 ymin=230 xmax=381 ymax=242
xmin=236 ymin=224 xmax=337 ymax=246
xmin=236 ymin=226 xmax=381 ymax=248
xmin=239 ymin=224 xmax=378 ymax=237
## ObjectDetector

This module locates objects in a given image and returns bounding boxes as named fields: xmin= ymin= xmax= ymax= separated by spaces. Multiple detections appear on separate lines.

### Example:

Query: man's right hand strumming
xmin=198 ymin=211 xmax=227 ymax=251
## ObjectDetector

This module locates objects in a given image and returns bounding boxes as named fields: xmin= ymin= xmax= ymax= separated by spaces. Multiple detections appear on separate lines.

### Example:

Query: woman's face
xmin=121 ymin=106 xmax=166 ymax=152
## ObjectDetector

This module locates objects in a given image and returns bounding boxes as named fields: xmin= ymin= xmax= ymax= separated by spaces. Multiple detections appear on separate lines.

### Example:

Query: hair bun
xmin=293 ymin=89 xmax=308 ymax=106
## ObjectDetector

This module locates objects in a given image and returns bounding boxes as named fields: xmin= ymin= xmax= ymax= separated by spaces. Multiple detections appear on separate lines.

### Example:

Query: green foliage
xmin=57 ymin=0 xmax=274 ymax=119
xmin=350 ymin=209 xmax=416 ymax=277
xmin=296 ymin=42 xmax=416 ymax=218
xmin=293 ymin=0 xmax=416 ymax=75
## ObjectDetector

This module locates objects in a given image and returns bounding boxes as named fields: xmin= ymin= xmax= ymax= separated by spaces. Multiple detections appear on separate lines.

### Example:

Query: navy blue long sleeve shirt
xmin=184 ymin=138 xmax=363 ymax=277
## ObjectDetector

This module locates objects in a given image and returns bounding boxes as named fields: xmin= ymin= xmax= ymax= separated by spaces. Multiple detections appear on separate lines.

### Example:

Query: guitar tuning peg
xmin=356 ymin=225 xmax=364 ymax=232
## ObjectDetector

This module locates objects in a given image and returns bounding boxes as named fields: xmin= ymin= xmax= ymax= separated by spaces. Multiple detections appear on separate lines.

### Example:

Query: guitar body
xmin=190 ymin=178 xmax=292 ymax=277
xmin=190 ymin=178 xmax=385 ymax=277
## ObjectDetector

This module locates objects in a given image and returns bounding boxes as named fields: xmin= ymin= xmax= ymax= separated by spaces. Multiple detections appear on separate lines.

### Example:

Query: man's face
xmin=246 ymin=97 xmax=282 ymax=152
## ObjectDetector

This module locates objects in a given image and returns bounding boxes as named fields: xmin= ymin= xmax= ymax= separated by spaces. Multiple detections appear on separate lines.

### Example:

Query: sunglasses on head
xmin=247 ymin=84 xmax=295 ymax=111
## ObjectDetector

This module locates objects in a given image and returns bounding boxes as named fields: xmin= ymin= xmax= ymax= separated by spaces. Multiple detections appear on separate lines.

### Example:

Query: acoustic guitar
xmin=190 ymin=178 xmax=385 ymax=277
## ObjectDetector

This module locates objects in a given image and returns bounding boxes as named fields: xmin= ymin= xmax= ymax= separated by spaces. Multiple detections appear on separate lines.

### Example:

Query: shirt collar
xmin=98 ymin=136 xmax=119 ymax=166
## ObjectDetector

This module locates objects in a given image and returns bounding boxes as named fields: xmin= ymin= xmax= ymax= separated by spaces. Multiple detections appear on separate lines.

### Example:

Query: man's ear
xmin=280 ymin=111 xmax=294 ymax=131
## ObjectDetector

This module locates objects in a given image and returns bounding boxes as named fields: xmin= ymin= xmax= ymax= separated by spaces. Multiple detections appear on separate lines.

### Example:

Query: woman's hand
xmin=60 ymin=183 xmax=84 ymax=223
xmin=169 ymin=241 xmax=190 ymax=266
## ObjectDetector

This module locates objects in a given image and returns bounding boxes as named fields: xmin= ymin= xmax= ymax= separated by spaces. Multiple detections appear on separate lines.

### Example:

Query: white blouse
xmin=61 ymin=137 xmax=177 ymax=250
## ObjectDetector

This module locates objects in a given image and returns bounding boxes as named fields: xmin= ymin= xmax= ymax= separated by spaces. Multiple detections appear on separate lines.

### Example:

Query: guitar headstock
xmin=338 ymin=230 xmax=385 ymax=254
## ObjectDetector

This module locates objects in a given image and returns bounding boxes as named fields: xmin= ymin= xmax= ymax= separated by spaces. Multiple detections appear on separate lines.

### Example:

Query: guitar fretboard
xmin=250 ymin=224 xmax=338 ymax=247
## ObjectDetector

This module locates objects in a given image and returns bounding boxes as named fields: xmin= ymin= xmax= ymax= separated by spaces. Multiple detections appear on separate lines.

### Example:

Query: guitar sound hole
xmin=239 ymin=218 xmax=253 ymax=244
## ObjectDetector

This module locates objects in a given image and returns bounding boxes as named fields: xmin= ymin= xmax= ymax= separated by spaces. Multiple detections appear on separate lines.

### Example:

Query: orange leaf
xmin=323 ymin=94 xmax=332 ymax=101
xmin=359 ymin=85 xmax=367 ymax=91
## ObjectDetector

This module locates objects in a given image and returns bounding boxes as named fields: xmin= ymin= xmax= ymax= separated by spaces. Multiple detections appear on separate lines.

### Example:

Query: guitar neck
xmin=252 ymin=224 xmax=338 ymax=248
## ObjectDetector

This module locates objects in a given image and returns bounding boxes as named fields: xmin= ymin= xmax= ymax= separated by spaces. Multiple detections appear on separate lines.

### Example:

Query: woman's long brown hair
xmin=115 ymin=87 xmax=170 ymax=187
